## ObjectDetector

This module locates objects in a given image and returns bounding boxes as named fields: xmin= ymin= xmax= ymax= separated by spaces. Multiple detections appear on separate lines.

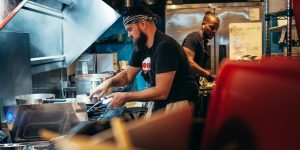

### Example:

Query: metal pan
xmin=0 ymin=143 xmax=29 ymax=150
xmin=15 ymin=93 xmax=55 ymax=105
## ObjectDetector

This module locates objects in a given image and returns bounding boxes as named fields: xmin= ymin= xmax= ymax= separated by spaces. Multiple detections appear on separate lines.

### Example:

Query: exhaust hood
xmin=1 ymin=0 xmax=120 ymax=74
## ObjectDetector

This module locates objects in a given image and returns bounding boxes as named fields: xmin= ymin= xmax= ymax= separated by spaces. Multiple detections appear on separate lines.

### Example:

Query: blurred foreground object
xmin=202 ymin=57 xmax=300 ymax=150
xmin=92 ymin=105 xmax=194 ymax=150
xmin=40 ymin=118 xmax=134 ymax=150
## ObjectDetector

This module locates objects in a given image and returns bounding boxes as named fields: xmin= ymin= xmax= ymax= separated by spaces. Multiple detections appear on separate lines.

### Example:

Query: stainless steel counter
xmin=3 ymin=103 xmax=88 ymax=143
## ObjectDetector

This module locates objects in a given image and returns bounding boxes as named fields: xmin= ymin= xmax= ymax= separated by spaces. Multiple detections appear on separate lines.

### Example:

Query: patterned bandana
xmin=123 ymin=15 xmax=157 ymax=25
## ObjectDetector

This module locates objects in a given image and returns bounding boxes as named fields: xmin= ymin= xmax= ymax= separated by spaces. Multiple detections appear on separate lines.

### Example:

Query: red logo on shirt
xmin=142 ymin=57 xmax=151 ymax=74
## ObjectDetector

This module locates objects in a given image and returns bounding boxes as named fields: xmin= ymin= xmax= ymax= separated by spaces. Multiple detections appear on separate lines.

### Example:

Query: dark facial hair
xmin=135 ymin=31 xmax=148 ymax=52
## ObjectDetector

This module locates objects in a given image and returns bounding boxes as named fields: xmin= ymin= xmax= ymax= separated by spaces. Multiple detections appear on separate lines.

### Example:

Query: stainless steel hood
xmin=63 ymin=0 xmax=120 ymax=66
xmin=2 ymin=0 xmax=120 ymax=74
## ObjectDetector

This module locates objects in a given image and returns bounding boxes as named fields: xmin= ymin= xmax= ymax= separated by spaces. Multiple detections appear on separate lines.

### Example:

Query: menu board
xmin=229 ymin=22 xmax=262 ymax=60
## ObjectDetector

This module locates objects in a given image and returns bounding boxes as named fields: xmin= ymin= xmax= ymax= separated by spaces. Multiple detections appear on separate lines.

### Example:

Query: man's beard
xmin=134 ymin=31 xmax=148 ymax=52
xmin=203 ymin=31 xmax=213 ymax=40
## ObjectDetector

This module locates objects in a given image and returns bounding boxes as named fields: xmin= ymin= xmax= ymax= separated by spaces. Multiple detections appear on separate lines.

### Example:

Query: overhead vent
xmin=2 ymin=0 xmax=120 ymax=74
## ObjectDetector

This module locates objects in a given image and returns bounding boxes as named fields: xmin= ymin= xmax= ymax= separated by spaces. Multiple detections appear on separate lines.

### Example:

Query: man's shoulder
xmin=186 ymin=31 xmax=201 ymax=39
xmin=157 ymin=30 xmax=176 ymax=41
xmin=183 ymin=31 xmax=203 ymax=45
xmin=156 ymin=31 xmax=181 ymax=48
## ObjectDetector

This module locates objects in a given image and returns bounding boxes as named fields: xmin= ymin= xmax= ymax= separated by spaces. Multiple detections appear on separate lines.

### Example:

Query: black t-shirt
xmin=182 ymin=31 xmax=210 ymax=71
xmin=130 ymin=30 xmax=198 ymax=111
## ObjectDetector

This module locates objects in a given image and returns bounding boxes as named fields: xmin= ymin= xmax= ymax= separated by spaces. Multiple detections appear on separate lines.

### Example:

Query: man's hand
xmin=89 ymin=80 xmax=111 ymax=101
xmin=206 ymin=73 xmax=216 ymax=82
xmin=106 ymin=92 xmax=128 ymax=108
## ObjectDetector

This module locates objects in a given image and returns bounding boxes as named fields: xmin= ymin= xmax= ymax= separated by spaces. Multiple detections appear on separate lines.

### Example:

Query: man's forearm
xmin=124 ymin=86 xmax=168 ymax=102
xmin=190 ymin=61 xmax=210 ymax=77
xmin=110 ymin=70 xmax=131 ymax=87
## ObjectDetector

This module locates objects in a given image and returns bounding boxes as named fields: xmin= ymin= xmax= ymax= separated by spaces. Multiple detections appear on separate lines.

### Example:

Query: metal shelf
xmin=264 ymin=0 xmax=293 ymax=56
xmin=269 ymin=22 xmax=296 ymax=32
xmin=265 ymin=9 xmax=293 ymax=20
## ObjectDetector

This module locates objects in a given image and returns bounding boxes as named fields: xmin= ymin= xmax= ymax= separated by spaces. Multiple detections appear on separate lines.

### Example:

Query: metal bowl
xmin=0 ymin=143 xmax=29 ymax=150
xmin=15 ymin=93 xmax=55 ymax=105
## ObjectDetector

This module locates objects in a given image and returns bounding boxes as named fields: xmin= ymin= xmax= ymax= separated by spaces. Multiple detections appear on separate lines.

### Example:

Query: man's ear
xmin=138 ymin=20 xmax=147 ymax=30
xmin=202 ymin=24 xmax=206 ymax=30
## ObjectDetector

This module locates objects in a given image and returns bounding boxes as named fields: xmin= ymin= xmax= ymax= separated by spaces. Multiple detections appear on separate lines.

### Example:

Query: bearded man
xmin=90 ymin=5 xmax=198 ymax=112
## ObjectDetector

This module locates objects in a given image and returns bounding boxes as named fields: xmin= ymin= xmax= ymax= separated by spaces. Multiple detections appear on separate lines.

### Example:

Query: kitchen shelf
xmin=265 ymin=9 xmax=291 ymax=20
xmin=269 ymin=22 xmax=296 ymax=32
xmin=264 ymin=0 xmax=293 ymax=56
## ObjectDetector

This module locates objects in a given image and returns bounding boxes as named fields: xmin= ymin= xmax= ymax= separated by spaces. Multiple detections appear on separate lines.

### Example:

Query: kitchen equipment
xmin=15 ymin=93 xmax=54 ymax=105
xmin=15 ymin=93 xmax=66 ymax=105
xmin=75 ymin=54 xmax=96 ymax=75
xmin=87 ymin=97 xmax=112 ymax=112
xmin=0 ymin=129 xmax=9 ymax=143
xmin=76 ymin=94 xmax=112 ymax=105
xmin=76 ymin=74 xmax=113 ymax=96
xmin=76 ymin=94 xmax=96 ymax=105
xmin=97 ymin=107 xmax=126 ymax=121
xmin=0 ymin=32 xmax=32 ymax=107
xmin=3 ymin=103 xmax=88 ymax=143
xmin=96 ymin=53 xmax=118 ymax=73
xmin=90 ymin=78 xmax=101 ymax=91
xmin=0 ymin=143 xmax=30 ymax=150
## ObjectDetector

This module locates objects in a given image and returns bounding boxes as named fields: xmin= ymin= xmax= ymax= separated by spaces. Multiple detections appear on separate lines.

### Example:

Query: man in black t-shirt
xmin=182 ymin=11 xmax=220 ymax=84
xmin=90 ymin=6 xmax=198 ymax=112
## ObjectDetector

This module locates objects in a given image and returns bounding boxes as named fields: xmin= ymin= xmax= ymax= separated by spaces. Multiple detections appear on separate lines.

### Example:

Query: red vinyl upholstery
xmin=202 ymin=58 xmax=300 ymax=150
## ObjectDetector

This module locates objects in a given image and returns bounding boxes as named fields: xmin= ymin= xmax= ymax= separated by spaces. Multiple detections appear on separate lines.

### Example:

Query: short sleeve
xmin=129 ymin=49 xmax=142 ymax=67
xmin=154 ymin=42 xmax=179 ymax=74
xmin=182 ymin=33 xmax=198 ymax=52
